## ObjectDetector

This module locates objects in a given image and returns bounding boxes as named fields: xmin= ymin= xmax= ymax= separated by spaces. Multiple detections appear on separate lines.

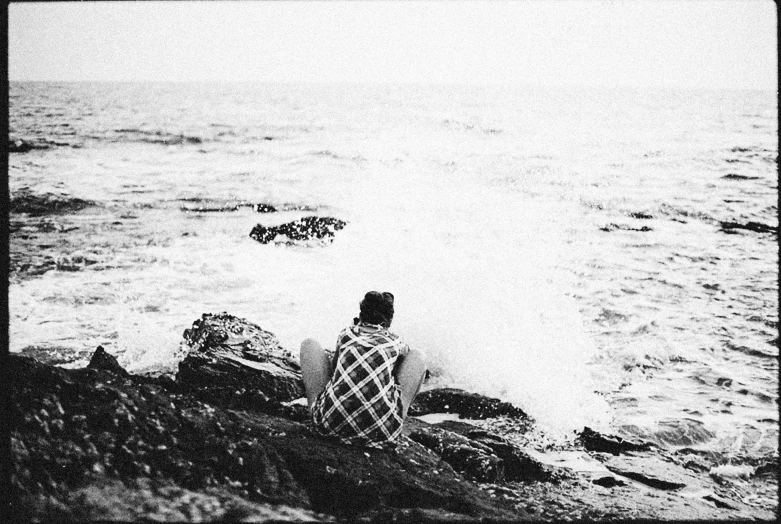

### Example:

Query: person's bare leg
xmin=300 ymin=338 xmax=333 ymax=408
xmin=396 ymin=349 xmax=427 ymax=419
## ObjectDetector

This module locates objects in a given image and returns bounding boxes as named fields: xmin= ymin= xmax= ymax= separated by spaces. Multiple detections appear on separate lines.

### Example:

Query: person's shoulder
xmin=382 ymin=330 xmax=410 ymax=353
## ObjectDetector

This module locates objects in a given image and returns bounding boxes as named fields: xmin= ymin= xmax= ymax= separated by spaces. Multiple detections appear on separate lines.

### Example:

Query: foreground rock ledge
xmin=10 ymin=313 xmax=778 ymax=522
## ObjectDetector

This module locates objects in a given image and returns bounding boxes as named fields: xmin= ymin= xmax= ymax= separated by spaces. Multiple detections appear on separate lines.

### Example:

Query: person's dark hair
xmin=357 ymin=291 xmax=394 ymax=327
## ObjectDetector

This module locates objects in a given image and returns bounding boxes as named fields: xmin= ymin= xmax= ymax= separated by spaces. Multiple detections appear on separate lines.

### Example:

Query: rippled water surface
xmin=8 ymin=82 xmax=778 ymax=460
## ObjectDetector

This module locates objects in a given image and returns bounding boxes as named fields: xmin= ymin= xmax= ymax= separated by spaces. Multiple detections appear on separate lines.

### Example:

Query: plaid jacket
xmin=311 ymin=323 xmax=410 ymax=447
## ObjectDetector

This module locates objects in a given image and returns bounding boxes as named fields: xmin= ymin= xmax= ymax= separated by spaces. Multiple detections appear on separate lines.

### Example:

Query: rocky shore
xmin=10 ymin=313 xmax=778 ymax=521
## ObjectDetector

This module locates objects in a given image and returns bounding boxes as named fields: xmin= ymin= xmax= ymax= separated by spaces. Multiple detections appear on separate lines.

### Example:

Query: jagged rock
xmin=409 ymin=388 xmax=530 ymax=421
xmin=404 ymin=419 xmax=504 ymax=483
xmin=10 ymin=190 xmax=95 ymax=216
xmin=461 ymin=430 xmax=556 ymax=482
xmin=9 ymin=354 xmax=523 ymax=521
xmin=177 ymin=313 xmax=304 ymax=405
xmin=578 ymin=427 xmax=654 ymax=456
xmin=87 ymin=346 xmax=129 ymax=377
xmin=433 ymin=421 xmax=555 ymax=482
xmin=719 ymin=221 xmax=776 ymax=235
xmin=703 ymin=494 xmax=737 ymax=510
xmin=753 ymin=457 xmax=778 ymax=478
xmin=249 ymin=216 xmax=346 ymax=244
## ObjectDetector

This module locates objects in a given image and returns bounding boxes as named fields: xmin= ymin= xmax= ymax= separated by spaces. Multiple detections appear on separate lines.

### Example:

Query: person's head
xmin=357 ymin=291 xmax=394 ymax=328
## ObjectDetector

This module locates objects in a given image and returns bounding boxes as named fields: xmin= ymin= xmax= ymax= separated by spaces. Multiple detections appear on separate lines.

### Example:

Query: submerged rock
xmin=249 ymin=216 xmax=346 ymax=244
xmin=179 ymin=202 xmax=278 ymax=213
xmin=719 ymin=221 xmax=776 ymax=235
xmin=601 ymin=455 xmax=691 ymax=491
xmin=721 ymin=174 xmax=762 ymax=180
xmin=10 ymin=190 xmax=95 ymax=216
xmin=599 ymin=223 xmax=653 ymax=232
xmin=578 ymin=427 xmax=654 ymax=456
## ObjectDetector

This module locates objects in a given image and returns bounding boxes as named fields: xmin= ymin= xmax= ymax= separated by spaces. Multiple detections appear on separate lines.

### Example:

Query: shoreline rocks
xmin=10 ymin=313 xmax=778 ymax=522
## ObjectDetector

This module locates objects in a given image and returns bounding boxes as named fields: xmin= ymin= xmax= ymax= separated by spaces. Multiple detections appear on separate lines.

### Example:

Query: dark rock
xmin=753 ymin=457 xmax=778 ymax=478
xmin=432 ymin=422 xmax=554 ymax=482
xmin=703 ymin=494 xmax=737 ymax=510
xmin=9 ymin=354 xmax=521 ymax=521
xmin=255 ymin=203 xmax=277 ymax=213
xmin=8 ymin=139 xmax=64 ymax=153
xmin=86 ymin=346 xmax=129 ymax=378
xmin=719 ymin=221 xmax=776 ymax=235
xmin=578 ymin=427 xmax=654 ymax=456
xmin=177 ymin=313 xmax=304 ymax=405
xmin=602 ymin=455 xmax=690 ymax=491
xmin=600 ymin=223 xmax=653 ymax=232
xmin=682 ymin=459 xmax=710 ymax=473
xmin=181 ymin=205 xmax=240 ymax=212
xmin=592 ymin=476 xmax=626 ymax=488
xmin=409 ymin=388 xmax=530 ymax=421
xmin=179 ymin=201 xmax=277 ymax=213
xmin=10 ymin=190 xmax=95 ymax=216
xmin=249 ymin=216 xmax=346 ymax=244
xmin=628 ymin=212 xmax=654 ymax=219
xmin=404 ymin=419 xmax=504 ymax=483
xmin=460 ymin=430 xmax=557 ymax=482
xmin=721 ymin=174 xmax=761 ymax=180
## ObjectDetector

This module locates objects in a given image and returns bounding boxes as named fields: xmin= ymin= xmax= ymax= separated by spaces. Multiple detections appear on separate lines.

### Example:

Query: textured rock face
xmin=9 ymin=353 xmax=523 ymax=522
xmin=11 ymin=314 xmax=776 ymax=522
xmin=409 ymin=388 xmax=531 ymax=421
xmin=177 ymin=313 xmax=304 ymax=405
xmin=406 ymin=419 xmax=556 ymax=484
xmin=249 ymin=216 xmax=346 ymax=244
xmin=405 ymin=419 xmax=505 ymax=483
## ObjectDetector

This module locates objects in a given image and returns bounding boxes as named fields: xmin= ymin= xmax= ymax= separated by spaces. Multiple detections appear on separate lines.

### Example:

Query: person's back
xmin=300 ymin=291 xmax=427 ymax=447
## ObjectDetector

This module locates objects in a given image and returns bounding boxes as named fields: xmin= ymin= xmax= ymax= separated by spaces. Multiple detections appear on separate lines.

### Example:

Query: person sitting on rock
xmin=300 ymin=291 xmax=427 ymax=447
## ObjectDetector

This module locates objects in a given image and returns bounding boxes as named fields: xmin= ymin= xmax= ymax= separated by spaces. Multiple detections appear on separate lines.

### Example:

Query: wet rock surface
xmin=408 ymin=387 xmax=530 ymax=421
xmin=249 ymin=216 xmax=346 ymax=244
xmin=9 ymin=313 xmax=778 ymax=522
xmin=578 ymin=426 xmax=654 ymax=455
xmin=177 ymin=312 xmax=305 ymax=409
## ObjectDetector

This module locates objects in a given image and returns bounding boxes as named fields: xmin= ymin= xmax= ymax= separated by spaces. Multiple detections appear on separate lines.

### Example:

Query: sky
xmin=8 ymin=1 xmax=778 ymax=89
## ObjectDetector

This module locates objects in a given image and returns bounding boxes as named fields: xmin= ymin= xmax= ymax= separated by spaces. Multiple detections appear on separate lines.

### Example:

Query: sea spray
xmin=279 ymin=163 xmax=613 ymax=434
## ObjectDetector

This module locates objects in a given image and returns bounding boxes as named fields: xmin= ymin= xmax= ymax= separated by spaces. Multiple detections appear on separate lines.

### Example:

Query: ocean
xmin=8 ymin=81 xmax=778 ymax=463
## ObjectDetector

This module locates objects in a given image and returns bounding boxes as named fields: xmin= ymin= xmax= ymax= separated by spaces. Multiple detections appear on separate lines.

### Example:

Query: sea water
xmin=8 ymin=82 xmax=778 ymax=460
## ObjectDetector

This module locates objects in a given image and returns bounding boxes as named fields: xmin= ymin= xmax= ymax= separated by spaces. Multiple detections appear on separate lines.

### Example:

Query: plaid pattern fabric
xmin=311 ymin=323 xmax=410 ymax=447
